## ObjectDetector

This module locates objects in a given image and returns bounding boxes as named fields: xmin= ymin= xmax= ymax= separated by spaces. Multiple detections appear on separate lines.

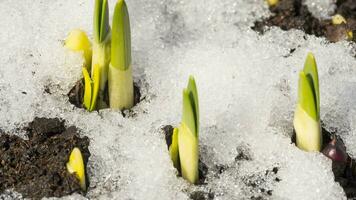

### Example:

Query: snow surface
xmin=0 ymin=0 xmax=355 ymax=199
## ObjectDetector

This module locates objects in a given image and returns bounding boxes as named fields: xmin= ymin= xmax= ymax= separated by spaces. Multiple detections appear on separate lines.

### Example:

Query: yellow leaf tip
xmin=67 ymin=147 xmax=86 ymax=191
xmin=332 ymin=14 xmax=347 ymax=25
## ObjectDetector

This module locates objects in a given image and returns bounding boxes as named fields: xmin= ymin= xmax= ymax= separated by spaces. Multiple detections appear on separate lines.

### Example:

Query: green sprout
xmin=108 ymin=0 xmax=134 ymax=110
xmin=168 ymin=76 xmax=199 ymax=184
xmin=91 ymin=0 xmax=111 ymax=109
xmin=294 ymin=53 xmax=322 ymax=152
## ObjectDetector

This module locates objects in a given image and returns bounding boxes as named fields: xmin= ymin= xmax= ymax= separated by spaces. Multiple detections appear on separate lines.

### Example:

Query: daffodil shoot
xmin=166 ymin=76 xmax=199 ymax=184
xmin=108 ymin=0 xmax=134 ymax=110
xmin=67 ymin=147 xmax=86 ymax=191
xmin=179 ymin=76 xmax=199 ymax=184
xmin=294 ymin=53 xmax=322 ymax=152
xmin=65 ymin=0 xmax=136 ymax=112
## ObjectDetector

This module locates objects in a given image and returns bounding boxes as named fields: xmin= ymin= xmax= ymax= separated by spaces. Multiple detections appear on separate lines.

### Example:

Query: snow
xmin=305 ymin=0 xmax=336 ymax=20
xmin=0 ymin=0 xmax=355 ymax=199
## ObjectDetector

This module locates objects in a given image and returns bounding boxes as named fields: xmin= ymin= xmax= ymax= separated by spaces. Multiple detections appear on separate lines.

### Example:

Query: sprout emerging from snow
xmin=91 ymin=0 xmax=111 ymax=109
xmin=65 ymin=0 xmax=136 ymax=111
xmin=169 ymin=76 xmax=199 ymax=184
xmin=293 ymin=53 xmax=322 ymax=152
xmin=67 ymin=147 xmax=86 ymax=191
xmin=108 ymin=0 xmax=134 ymax=110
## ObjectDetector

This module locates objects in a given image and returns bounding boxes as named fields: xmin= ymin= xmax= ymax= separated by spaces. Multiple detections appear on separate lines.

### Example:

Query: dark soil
xmin=252 ymin=0 xmax=356 ymax=43
xmin=162 ymin=125 xmax=208 ymax=185
xmin=68 ymin=79 xmax=141 ymax=111
xmin=291 ymin=123 xmax=356 ymax=198
xmin=190 ymin=190 xmax=215 ymax=200
xmin=0 ymin=118 xmax=90 ymax=199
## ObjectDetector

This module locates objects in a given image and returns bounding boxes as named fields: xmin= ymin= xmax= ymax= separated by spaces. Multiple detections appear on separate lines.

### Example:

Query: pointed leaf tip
xmin=111 ymin=0 xmax=131 ymax=70
xmin=303 ymin=53 xmax=320 ymax=119
xmin=67 ymin=148 xmax=86 ymax=191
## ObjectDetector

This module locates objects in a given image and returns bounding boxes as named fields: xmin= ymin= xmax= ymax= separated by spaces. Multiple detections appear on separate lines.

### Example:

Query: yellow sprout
xmin=67 ymin=147 xmax=86 ymax=191
xmin=347 ymin=30 xmax=353 ymax=40
xmin=332 ymin=14 xmax=347 ymax=25
xmin=65 ymin=29 xmax=92 ymax=70
xmin=266 ymin=0 xmax=279 ymax=6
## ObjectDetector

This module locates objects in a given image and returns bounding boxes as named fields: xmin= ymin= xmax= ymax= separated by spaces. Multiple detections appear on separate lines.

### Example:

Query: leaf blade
xmin=111 ymin=0 xmax=131 ymax=70
xmin=298 ymin=71 xmax=317 ymax=120
xmin=303 ymin=53 xmax=320 ymax=120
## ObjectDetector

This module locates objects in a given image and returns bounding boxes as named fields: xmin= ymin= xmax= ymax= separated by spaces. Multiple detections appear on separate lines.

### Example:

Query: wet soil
xmin=252 ymin=0 xmax=356 ymax=43
xmin=190 ymin=190 xmax=215 ymax=200
xmin=162 ymin=125 xmax=208 ymax=185
xmin=291 ymin=123 xmax=356 ymax=198
xmin=67 ymin=79 xmax=141 ymax=111
xmin=0 ymin=118 xmax=90 ymax=199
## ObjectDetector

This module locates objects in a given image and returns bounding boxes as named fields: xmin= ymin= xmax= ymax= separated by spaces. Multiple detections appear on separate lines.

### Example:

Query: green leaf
xmin=94 ymin=0 xmax=110 ymax=43
xmin=298 ymin=71 xmax=317 ymax=120
xmin=111 ymin=0 xmax=131 ymax=70
xmin=82 ymin=67 xmax=92 ymax=110
xmin=303 ymin=53 xmax=320 ymax=120
xmin=187 ymin=76 xmax=199 ymax=136
xmin=182 ymin=89 xmax=196 ymax=137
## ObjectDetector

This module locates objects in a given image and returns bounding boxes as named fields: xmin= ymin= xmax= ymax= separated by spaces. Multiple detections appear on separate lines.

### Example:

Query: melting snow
xmin=0 ymin=0 xmax=355 ymax=199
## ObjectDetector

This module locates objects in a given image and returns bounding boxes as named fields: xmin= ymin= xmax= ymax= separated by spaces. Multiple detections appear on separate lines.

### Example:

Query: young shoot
xmin=293 ymin=53 xmax=322 ymax=152
xmin=168 ymin=76 xmax=199 ymax=184
xmin=108 ymin=0 xmax=134 ymax=110
xmin=91 ymin=0 xmax=111 ymax=109
xmin=332 ymin=14 xmax=347 ymax=25
xmin=67 ymin=147 xmax=86 ymax=191
xmin=266 ymin=0 xmax=279 ymax=7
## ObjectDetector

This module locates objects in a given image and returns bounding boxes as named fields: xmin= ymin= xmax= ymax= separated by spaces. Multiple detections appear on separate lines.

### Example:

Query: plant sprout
xmin=168 ymin=76 xmax=199 ymax=184
xmin=293 ymin=53 xmax=322 ymax=152
xmin=332 ymin=14 xmax=347 ymax=25
xmin=64 ymin=29 xmax=92 ymax=70
xmin=91 ymin=0 xmax=111 ymax=109
xmin=266 ymin=0 xmax=279 ymax=6
xmin=331 ymin=14 xmax=353 ymax=41
xmin=108 ymin=0 xmax=134 ymax=110
xmin=67 ymin=147 xmax=86 ymax=191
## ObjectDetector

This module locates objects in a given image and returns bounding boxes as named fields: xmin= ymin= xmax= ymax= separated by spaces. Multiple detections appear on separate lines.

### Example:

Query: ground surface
xmin=0 ymin=0 xmax=356 ymax=199
xmin=0 ymin=118 xmax=90 ymax=199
